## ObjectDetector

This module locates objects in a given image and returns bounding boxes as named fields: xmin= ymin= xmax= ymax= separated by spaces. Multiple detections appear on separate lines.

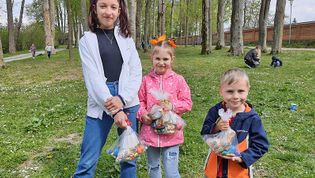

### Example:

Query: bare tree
xmin=66 ymin=0 xmax=74 ymax=61
xmin=136 ymin=0 xmax=143 ymax=49
xmin=15 ymin=0 xmax=26 ymax=46
xmin=143 ymin=0 xmax=152 ymax=52
xmin=81 ymin=0 xmax=89 ymax=32
xmin=6 ymin=0 xmax=16 ymax=53
xmin=230 ymin=0 xmax=244 ymax=56
xmin=0 ymin=36 xmax=5 ymax=69
xmin=201 ymin=0 xmax=210 ymax=54
xmin=258 ymin=0 xmax=271 ymax=52
xmin=215 ymin=0 xmax=225 ymax=49
xmin=271 ymin=0 xmax=286 ymax=54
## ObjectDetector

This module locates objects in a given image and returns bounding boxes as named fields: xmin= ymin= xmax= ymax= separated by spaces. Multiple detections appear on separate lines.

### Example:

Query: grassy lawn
xmin=0 ymin=46 xmax=314 ymax=178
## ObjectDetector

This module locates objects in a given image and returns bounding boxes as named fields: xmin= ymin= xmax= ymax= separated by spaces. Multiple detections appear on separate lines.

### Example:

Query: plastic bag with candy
xmin=107 ymin=126 xmax=146 ymax=163
xmin=149 ymin=89 xmax=186 ymax=134
xmin=202 ymin=108 xmax=240 ymax=157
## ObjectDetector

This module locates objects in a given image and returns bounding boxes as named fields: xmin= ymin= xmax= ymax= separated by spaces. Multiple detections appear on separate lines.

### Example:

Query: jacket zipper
xmin=157 ymin=75 xmax=163 ymax=147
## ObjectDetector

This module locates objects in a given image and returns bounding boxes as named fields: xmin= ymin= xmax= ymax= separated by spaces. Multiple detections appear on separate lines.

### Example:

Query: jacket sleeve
xmin=137 ymin=77 xmax=148 ymax=121
xmin=200 ymin=106 xmax=219 ymax=135
xmin=119 ymin=38 xmax=142 ymax=106
xmin=240 ymin=116 xmax=269 ymax=168
xmin=79 ymin=37 xmax=112 ymax=115
xmin=172 ymin=76 xmax=192 ymax=115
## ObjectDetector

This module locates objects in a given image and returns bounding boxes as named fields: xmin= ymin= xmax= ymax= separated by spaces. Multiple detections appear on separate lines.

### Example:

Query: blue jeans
xmin=74 ymin=81 xmax=139 ymax=178
xmin=147 ymin=145 xmax=180 ymax=178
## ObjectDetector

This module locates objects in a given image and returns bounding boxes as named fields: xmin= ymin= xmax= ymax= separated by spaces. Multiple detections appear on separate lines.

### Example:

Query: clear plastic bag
xmin=107 ymin=126 xmax=146 ymax=163
xmin=149 ymin=89 xmax=186 ymax=134
xmin=203 ymin=109 xmax=240 ymax=157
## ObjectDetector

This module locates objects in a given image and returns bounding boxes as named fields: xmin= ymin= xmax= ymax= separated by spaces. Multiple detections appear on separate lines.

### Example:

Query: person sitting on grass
xmin=201 ymin=68 xmax=269 ymax=178
xmin=244 ymin=45 xmax=261 ymax=68
xmin=270 ymin=56 xmax=283 ymax=68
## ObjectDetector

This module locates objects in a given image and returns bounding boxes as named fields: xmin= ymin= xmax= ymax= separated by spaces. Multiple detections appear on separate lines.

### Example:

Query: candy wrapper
xmin=203 ymin=109 xmax=240 ymax=157
xmin=149 ymin=90 xmax=186 ymax=134
xmin=107 ymin=126 xmax=146 ymax=163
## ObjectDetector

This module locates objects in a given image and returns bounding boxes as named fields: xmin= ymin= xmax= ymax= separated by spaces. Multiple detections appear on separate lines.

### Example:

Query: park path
xmin=3 ymin=48 xmax=66 ymax=63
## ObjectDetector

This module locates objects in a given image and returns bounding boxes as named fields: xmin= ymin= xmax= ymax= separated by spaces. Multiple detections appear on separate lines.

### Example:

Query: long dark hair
xmin=88 ymin=0 xmax=131 ymax=38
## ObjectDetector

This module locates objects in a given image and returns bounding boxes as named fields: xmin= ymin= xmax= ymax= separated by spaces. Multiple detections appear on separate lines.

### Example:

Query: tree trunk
xmin=152 ymin=0 xmax=156 ymax=36
xmin=66 ymin=0 xmax=74 ymax=61
xmin=136 ymin=0 xmax=142 ymax=49
xmin=143 ymin=0 xmax=152 ymax=52
xmin=6 ymin=0 xmax=16 ymax=53
xmin=271 ymin=0 xmax=286 ymax=54
xmin=43 ymin=0 xmax=52 ymax=51
xmin=50 ymin=0 xmax=56 ymax=53
xmin=56 ymin=2 xmax=61 ymax=31
xmin=15 ymin=0 xmax=25 ymax=49
xmin=157 ymin=0 xmax=166 ymax=35
xmin=81 ymin=0 xmax=89 ymax=32
xmin=216 ymin=0 xmax=225 ymax=49
xmin=184 ymin=0 xmax=190 ymax=46
xmin=207 ymin=0 xmax=212 ymax=52
xmin=230 ymin=0 xmax=244 ymax=56
xmin=170 ymin=0 xmax=175 ymax=38
xmin=0 ymin=37 xmax=5 ymax=69
xmin=73 ymin=15 xmax=78 ymax=47
xmin=128 ymin=0 xmax=137 ymax=40
xmin=258 ymin=0 xmax=271 ymax=52
xmin=201 ymin=0 xmax=210 ymax=54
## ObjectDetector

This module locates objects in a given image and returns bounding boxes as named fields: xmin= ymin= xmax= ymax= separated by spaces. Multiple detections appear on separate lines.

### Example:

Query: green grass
xmin=0 ymin=46 xmax=314 ymax=178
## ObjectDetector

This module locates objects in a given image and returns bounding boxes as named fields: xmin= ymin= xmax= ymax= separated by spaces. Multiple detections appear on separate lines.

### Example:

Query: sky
xmin=0 ymin=0 xmax=315 ymax=26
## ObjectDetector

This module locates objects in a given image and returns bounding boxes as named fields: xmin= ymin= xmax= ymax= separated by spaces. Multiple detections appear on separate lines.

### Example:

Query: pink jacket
xmin=137 ymin=69 xmax=192 ymax=147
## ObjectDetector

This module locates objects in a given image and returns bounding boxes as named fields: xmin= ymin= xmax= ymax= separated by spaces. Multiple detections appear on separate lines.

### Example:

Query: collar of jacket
xmin=148 ymin=69 xmax=175 ymax=79
xmin=217 ymin=102 xmax=257 ymax=121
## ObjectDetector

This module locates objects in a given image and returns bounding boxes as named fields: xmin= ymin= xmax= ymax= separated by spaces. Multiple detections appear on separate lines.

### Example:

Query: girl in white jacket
xmin=73 ymin=0 xmax=142 ymax=177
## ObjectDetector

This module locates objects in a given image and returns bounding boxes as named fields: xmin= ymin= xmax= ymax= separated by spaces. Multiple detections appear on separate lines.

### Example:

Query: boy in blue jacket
xmin=201 ymin=68 xmax=269 ymax=178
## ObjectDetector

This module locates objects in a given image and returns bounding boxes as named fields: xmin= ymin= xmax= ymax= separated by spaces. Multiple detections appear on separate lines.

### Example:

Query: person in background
xmin=270 ymin=56 xmax=283 ymax=68
xmin=30 ymin=43 xmax=36 ymax=59
xmin=244 ymin=45 xmax=261 ymax=68
xmin=45 ymin=43 xmax=52 ymax=59
xmin=73 ymin=0 xmax=142 ymax=177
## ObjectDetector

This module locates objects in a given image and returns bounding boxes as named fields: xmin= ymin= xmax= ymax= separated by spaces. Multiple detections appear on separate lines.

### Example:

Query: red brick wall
xmin=175 ymin=21 xmax=315 ymax=45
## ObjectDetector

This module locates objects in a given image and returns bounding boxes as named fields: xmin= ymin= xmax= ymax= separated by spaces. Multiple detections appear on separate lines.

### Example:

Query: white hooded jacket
xmin=79 ymin=27 xmax=142 ymax=119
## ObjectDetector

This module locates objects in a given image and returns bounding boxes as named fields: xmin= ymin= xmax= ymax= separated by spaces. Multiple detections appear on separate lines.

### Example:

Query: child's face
xmin=96 ymin=0 xmax=120 ymax=29
xmin=220 ymin=79 xmax=249 ymax=112
xmin=152 ymin=48 xmax=173 ymax=75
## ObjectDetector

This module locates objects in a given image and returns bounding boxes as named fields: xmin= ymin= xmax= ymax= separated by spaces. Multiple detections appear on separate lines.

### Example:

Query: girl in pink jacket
xmin=137 ymin=36 xmax=192 ymax=178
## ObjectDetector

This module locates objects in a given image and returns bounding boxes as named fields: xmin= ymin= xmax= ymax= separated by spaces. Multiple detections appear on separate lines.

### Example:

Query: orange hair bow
xmin=149 ymin=34 xmax=166 ymax=45
xmin=149 ymin=34 xmax=177 ymax=48
xmin=167 ymin=39 xmax=177 ymax=48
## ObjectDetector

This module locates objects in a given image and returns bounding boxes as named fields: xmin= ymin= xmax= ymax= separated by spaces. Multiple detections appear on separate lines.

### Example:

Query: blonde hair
xmin=256 ymin=45 xmax=261 ymax=59
xmin=151 ymin=41 xmax=175 ymax=59
xmin=220 ymin=68 xmax=250 ymax=87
